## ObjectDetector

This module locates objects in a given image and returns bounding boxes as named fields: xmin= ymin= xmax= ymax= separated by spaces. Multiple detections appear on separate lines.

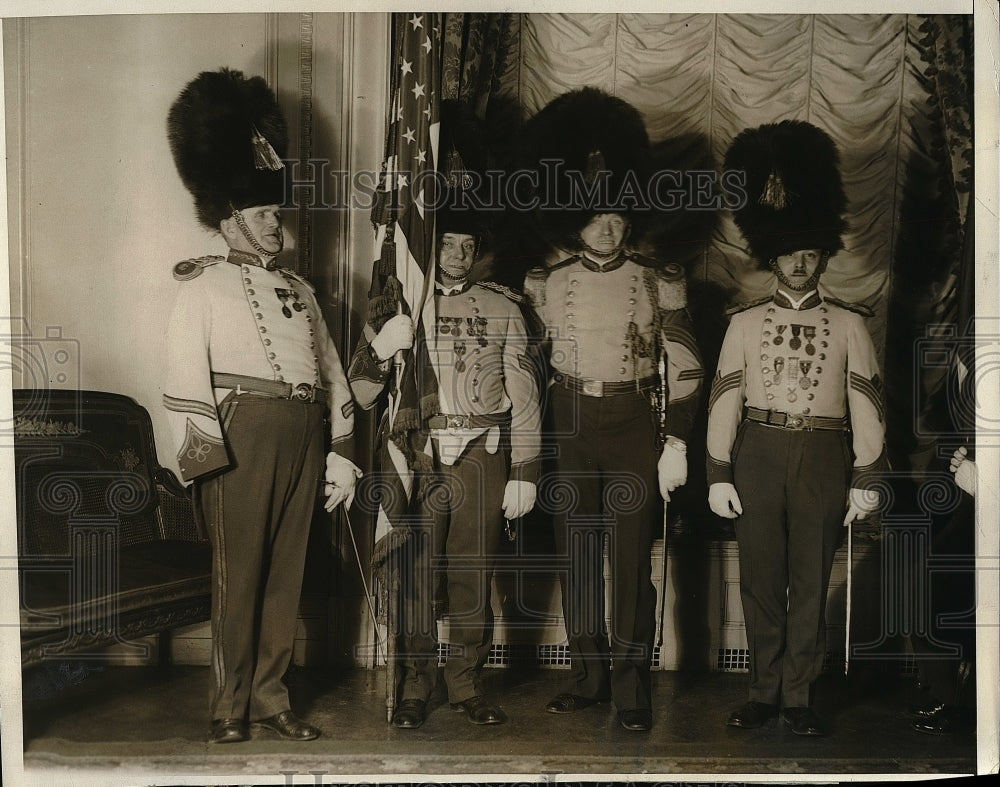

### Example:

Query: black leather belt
xmin=745 ymin=406 xmax=847 ymax=431
xmin=211 ymin=372 xmax=328 ymax=405
xmin=553 ymin=373 xmax=658 ymax=398
xmin=426 ymin=411 xmax=511 ymax=430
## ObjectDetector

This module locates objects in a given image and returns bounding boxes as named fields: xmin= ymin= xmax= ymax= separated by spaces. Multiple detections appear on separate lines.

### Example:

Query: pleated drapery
xmin=491 ymin=13 xmax=971 ymax=474
xmin=429 ymin=12 xmax=970 ymax=475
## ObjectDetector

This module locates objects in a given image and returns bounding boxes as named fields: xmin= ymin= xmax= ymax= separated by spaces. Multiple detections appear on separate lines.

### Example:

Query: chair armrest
xmin=153 ymin=467 xmax=206 ymax=542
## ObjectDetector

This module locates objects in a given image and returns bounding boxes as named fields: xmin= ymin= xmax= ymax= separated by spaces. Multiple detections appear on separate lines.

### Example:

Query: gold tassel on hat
xmin=251 ymin=125 xmax=284 ymax=171
xmin=759 ymin=170 xmax=786 ymax=209
xmin=446 ymin=149 xmax=468 ymax=188
xmin=585 ymin=148 xmax=606 ymax=185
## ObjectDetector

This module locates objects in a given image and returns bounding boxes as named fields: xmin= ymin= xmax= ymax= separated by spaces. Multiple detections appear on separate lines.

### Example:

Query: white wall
xmin=5 ymin=12 xmax=390 ymax=667
xmin=6 ymin=14 xmax=283 ymax=474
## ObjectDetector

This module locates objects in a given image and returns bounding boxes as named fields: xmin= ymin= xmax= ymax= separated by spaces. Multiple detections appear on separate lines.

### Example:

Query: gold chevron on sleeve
xmin=709 ymin=370 xmax=742 ymax=412
xmin=163 ymin=394 xmax=218 ymax=421
xmin=849 ymin=371 xmax=885 ymax=422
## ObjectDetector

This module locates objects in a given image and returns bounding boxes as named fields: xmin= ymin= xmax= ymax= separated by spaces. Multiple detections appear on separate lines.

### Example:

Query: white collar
xmin=776 ymin=288 xmax=820 ymax=310
xmin=435 ymin=280 xmax=469 ymax=295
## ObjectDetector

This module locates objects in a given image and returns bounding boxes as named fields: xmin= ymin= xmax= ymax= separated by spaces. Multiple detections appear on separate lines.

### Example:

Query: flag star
xmin=411 ymin=82 xmax=425 ymax=100
xmin=401 ymin=59 xmax=413 ymax=76
xmin=408 ymin=15 xmax=423 ymax=30
xmin=403 ymin=127 xmax=416 ymax=144
xmin=416 ymin=149 xmax=426 ymax=163
xmin=396 ymin=103 xmax=404 ymax=121
xmin=422 ymin=36 xmax=433 ymax=53
xmin=398 ymin=174 xmax=409 ymax=188
xmin=423 ymin=105 xmax=432 ymax=120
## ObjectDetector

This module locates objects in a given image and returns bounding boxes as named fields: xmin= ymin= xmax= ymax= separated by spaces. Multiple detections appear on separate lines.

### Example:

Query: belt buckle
xmin=446 ymin=414 xmax=468 ymax=432
xmin=292 ymin=383 xmax=313 ymax=402
xmin=581 ymin=379 xmax=604 ymax=397
xmin=786 ymin=414 xmax=805 ymax=430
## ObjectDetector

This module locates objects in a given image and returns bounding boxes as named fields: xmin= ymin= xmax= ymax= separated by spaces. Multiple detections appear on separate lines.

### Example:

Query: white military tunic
xmin=163 ymin=249 xmax=354 ymax=481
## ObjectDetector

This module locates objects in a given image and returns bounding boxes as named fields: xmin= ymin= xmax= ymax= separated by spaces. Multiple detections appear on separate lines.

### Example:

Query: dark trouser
xmin=550 ymin=387 xmax=660 ymax=711
xmin=398 ymin=434 xmax=508 ymax=705
xmin=732 ymin=420 xmax=849 ymax=708
xmin=912 ymin=486 xmax=976 ymax=707
xmin=197 ymin=396 xmax=324 ymax=721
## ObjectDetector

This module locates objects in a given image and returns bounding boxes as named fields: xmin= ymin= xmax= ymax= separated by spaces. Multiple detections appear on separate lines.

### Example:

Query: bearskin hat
xmin=435 ymin=99 xmax=490 ymax=240
xmin=724 ymin=120 xmax=847 ymax=266
xmin=516 ymin=87 xmax=651 ymax=252
xmin=167 ymin=68 xmax=289 ymax=230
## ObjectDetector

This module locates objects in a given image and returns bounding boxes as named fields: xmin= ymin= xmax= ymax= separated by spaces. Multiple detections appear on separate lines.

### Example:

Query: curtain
xmin=431 ymin=12 xmax=971 ymax=475
xmin=884 ymin=15 xmax=973 ymax=472
xmin=489 ymin=12 xmax=971 ymax=475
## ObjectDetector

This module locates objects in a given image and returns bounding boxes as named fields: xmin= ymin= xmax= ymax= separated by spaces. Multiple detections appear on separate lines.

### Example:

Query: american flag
xmin=365 ymin=12 xmax=444 ymax=570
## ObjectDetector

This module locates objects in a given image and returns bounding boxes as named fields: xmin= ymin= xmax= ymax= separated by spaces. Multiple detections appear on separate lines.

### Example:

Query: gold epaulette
xmin=523 ymin=267 xmax=550 ymax=307
xmin=725 ymin=295 xmax=773 ymax=316
xmin=279 ymin=267 xmax=316 ymax=293
xmin=823 ymin=297 xmax=874 ymax=318
xmin=642 ymin=265 xmax=687 ymax=311
xmin=627 ymin=252 xmax=683 ymax=279
xmin=172 ymin=255 xmax=225 ymax=281
xmin=476 ymin=280 xmax=524 ymax=304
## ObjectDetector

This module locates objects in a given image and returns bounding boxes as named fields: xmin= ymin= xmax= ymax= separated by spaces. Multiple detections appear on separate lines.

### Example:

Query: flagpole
xmin=372 ymin=9 xmax=442 ymax=727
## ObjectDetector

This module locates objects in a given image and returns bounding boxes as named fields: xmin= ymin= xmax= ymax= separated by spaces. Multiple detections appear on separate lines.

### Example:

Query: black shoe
xmin=727 ymin=701 xmax=779 ymax=729
xmin=618 ymin=708 xmax=652 ymax=731
xmin=545 ymin=693 xmax=609 ymax=714
xmin=392 ymin=698 xmax=427 ymax=729
xmin=781 ymin=706 xmax=827 ymax=737
xmin=252 ymin=710 xmax=320 ymax=741
xmin=909 ymin=699 xmax=947 ymax=719
xmin=912 ymin=705 xmax=964 ymax=735
xmin=450 ymin=696 xmax=506 ymax=725
xmin=209 ymin=717 xmax=247 ymax=744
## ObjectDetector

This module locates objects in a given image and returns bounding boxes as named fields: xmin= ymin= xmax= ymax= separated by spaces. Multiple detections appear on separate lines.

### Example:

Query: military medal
xmin=789 ymin=324 xmax=802 ymax=350
xmin=799 ymin=360 xmax=812 ymax=389
xmin=274 ymin=287 xmax=301 ymax=318
xmin=803 ymin=325 xmax=816 ymax=355
xmin=774 ymin=324 xmax=786 ymax=345
xmin=786 ymin=356 xmax=799 ymax=402
xmin=439 ymin=316 xmax=461 ymax=335
xmin=773 ymin=357 xmax=784 ymax=385
xmin=454 ymin=341 xmax=467 ymax=372
xmin=469 ymin=316 xmax=489 ymax=347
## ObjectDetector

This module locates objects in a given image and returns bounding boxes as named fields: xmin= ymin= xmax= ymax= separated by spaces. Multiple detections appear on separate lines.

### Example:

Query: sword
xmin=386 ymin=547 xmax=400 ymax=723
xmin=845 ymin=521 xmax=852 ymax=676
xmin=655 ymin=500 xmax=669 ymax=656
xmin=654 ymin=351 xmax=670 ymax=658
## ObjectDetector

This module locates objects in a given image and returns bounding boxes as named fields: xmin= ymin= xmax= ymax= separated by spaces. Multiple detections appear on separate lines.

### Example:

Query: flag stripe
xmin=367 ymin=13 xmax=444 ymax=538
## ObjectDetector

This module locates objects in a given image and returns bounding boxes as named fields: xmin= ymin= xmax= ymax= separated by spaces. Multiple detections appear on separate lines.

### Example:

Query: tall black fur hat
xmin=436 ymin=99 xmax=489 ymax=240
xmin=517 ymin=87 xmax=651 ymax=251
xmin=724 ymin=120 xmax=847 ymax=266
xmin=167 ymin=68 xmax=289 ymax=230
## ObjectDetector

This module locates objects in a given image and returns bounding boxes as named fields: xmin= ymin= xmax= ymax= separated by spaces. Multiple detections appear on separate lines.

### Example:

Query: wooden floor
xmin=14 ymin=661 xmax=977 ymax=781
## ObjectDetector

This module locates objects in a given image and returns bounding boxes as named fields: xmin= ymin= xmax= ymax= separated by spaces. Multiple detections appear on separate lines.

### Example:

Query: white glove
xmin=323 ymin=452 xmax=362 ymax=512
xmin=502 ymin=480 xmax=537 ymax=520
xmin=708 ymin=482 xmax=743 ymax=519
xmin=370 ymin=314 xmax=414 ymax=361
xmin=950 ymin=446 xmax=977 ymax=497
xmin=657 ymin=440 xmax=687 ymax=501
xmin=843 ymin=486 xmax=879 ymax=526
